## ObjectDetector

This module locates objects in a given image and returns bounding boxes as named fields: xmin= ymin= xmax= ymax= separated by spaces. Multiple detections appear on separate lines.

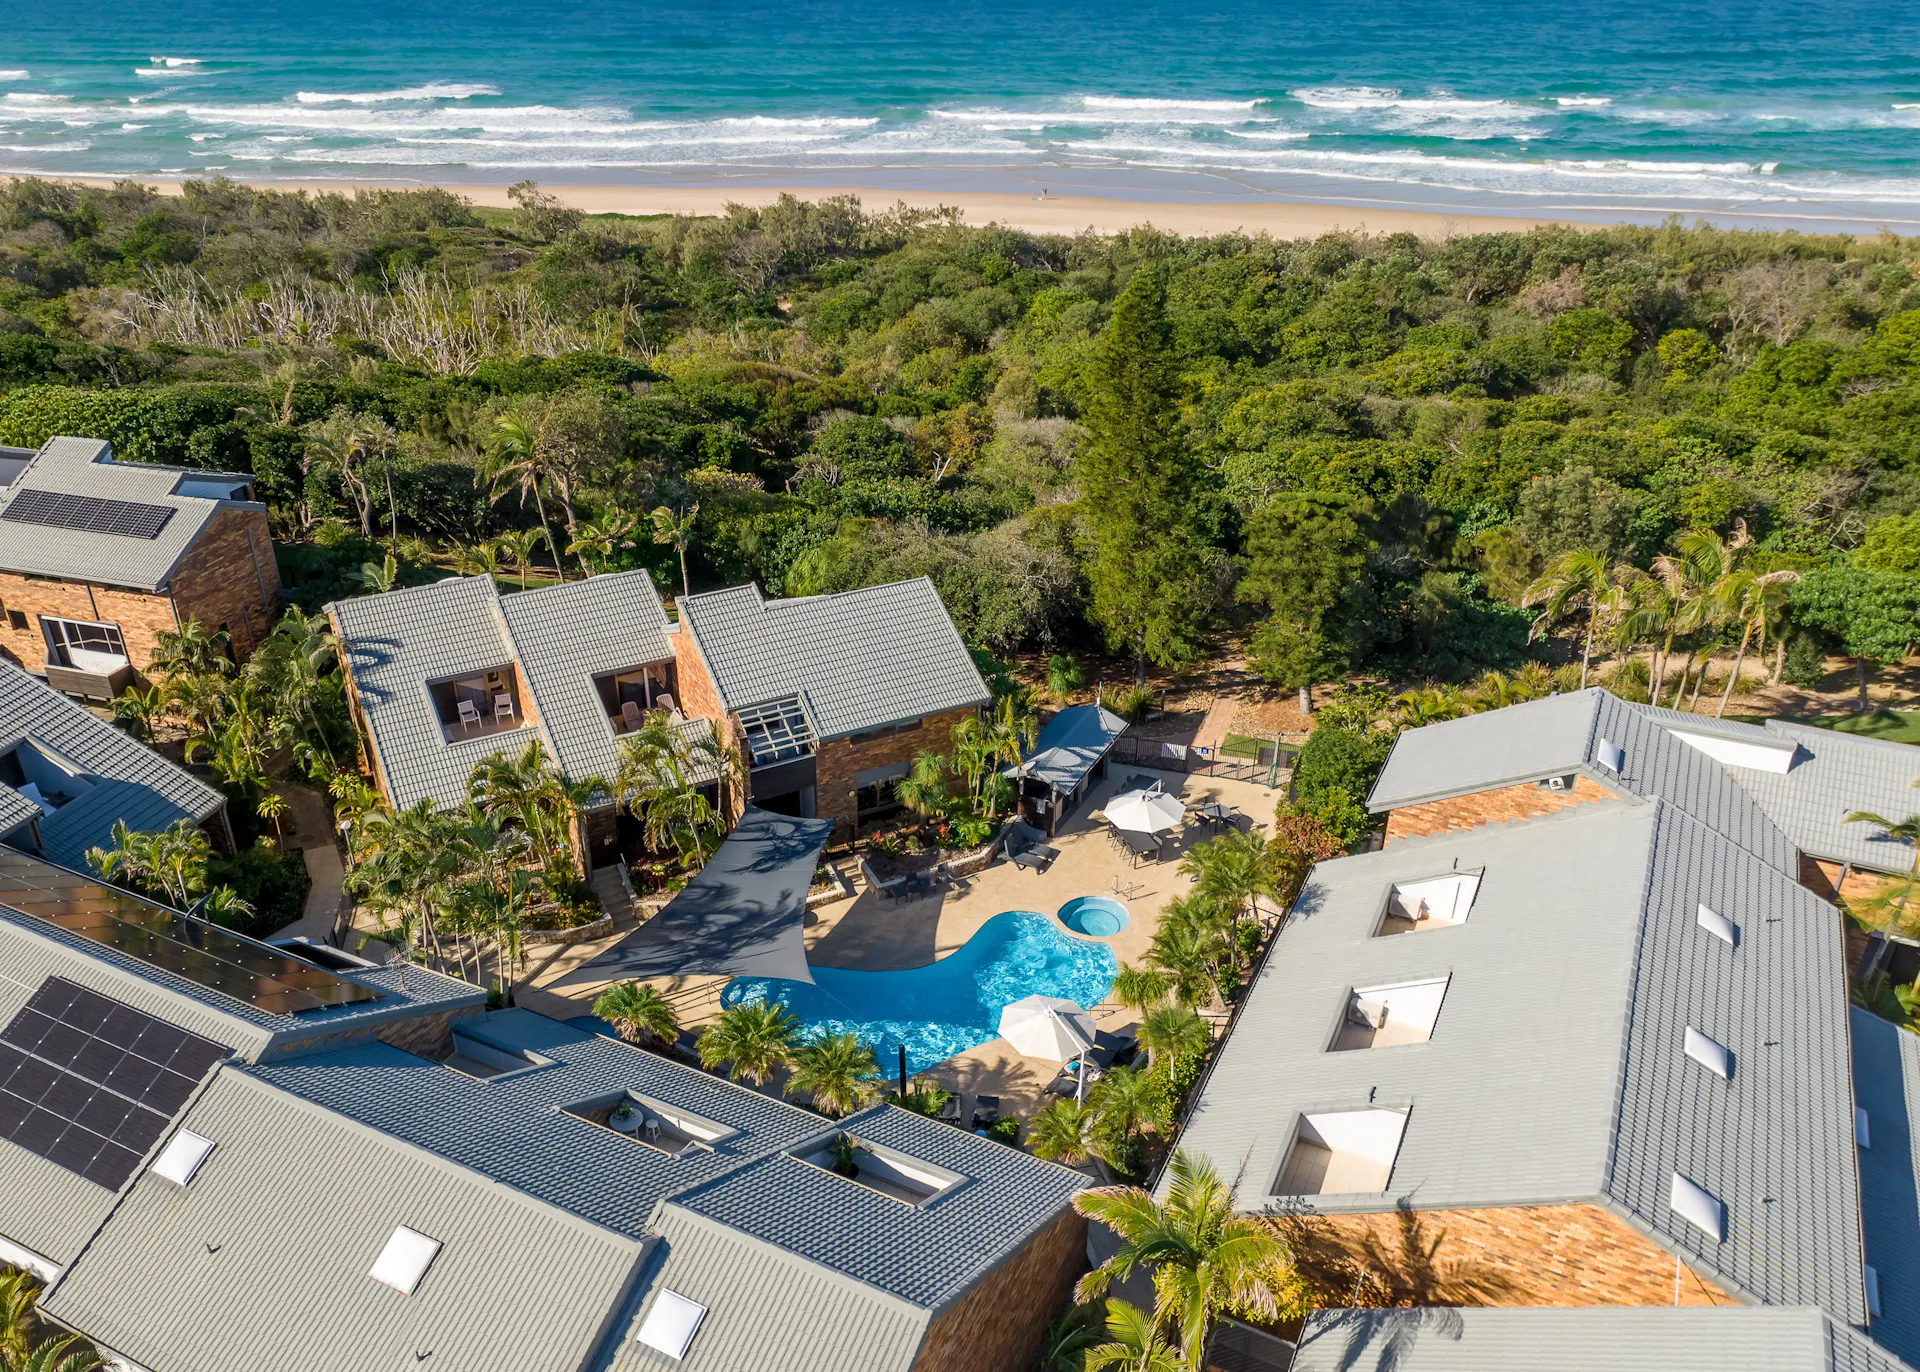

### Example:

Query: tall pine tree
xmin=1076 ymin=267 xmax=1213 ymax=683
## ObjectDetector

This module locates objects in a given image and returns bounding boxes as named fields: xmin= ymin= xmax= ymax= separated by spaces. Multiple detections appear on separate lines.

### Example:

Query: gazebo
xmin=557 ymin=806 xmax=836 ymax=988
xmin=1008 ymin=703 xmax=1129 ymax=836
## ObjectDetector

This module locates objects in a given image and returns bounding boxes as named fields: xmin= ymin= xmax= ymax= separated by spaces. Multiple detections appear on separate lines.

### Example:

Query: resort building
xmin=672 ymin=578 xmax=990 ymax=839
xmin=0 ymin=843 xmax=1087 ymax=1372
xmin=1174 ymin=685 xmax=1920 ymax=1368
xmin=329 ymin=570 xmax=716 ymax=870
xmin=0 ymin=437 xmax=280 ymax=700
xmin=0 ymin=659 xmax=232 ymax=866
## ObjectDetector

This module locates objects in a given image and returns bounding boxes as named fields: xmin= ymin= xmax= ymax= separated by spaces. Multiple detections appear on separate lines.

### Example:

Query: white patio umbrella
xmin=998 ymin=994 xmax=1098 ymax=1100
xmin=1105 ymin=788 xmax=1185 ymax=834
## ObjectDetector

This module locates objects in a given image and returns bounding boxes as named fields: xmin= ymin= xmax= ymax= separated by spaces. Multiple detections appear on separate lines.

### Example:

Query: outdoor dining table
xmin=1197 ymin=802 xmax=1236 ymax=827
xmin=1120 ymin=830 xmax=1163 ymax=864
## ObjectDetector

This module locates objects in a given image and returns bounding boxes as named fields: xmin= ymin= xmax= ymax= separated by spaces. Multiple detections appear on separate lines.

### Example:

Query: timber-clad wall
xmin=911 ymin=1209 xmax=1087 ymax=1372
xmin=1284 ymin=1202 xmax=1733 ymax=1307
xmin=815 ymin=707 xmax=977 ymax=841
xmin=0 ymin=506 xmax=279 ymax=674
xmin=1383 ymin=775 xmax=1615 ymax=844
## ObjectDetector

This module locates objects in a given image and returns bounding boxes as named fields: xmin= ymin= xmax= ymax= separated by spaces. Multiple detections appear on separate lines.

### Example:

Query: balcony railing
xmin=45 ymin=661 xmax=134 ymax=702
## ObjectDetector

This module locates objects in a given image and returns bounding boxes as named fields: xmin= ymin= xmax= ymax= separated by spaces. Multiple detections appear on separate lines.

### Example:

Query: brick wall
xmin=816 ymin=706 xmax=978 ymax=841
xmin=0 ymin=572 xmax=179 ymax=674
xmin=1384 ymin=775 xmax=1616 ymax=844
xmin=1282 ymin=1202 xmax=1733 ymax=1308
xmin=167 ymin=507 xmax=282 ymax=661
xmin=372 ymin=1008 xmax=474 ymax=1061
xmin=911 ymin=1207 xmax=1087 ymax=1372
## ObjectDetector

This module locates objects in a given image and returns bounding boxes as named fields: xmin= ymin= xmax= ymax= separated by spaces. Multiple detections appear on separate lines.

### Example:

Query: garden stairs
xmin=590 ymin=863 xmax=639 ymax=932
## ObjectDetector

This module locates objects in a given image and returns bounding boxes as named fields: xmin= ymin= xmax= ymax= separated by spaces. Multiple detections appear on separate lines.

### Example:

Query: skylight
xmin=1682 ymin=1026 xmax=1733 ymax=1080
xmin=1596 ymin=738 xmax=1626 ymax=772
xmin=1858 ymin=1107 xmax=1872 ymax=1149
xmin=1669 ymin=1173 xmax=1725 ymax=1242
xmin=149 ymin=1129 xmax=215 ymax=1186
xmin=369 ymin=1226 xmax=442 ymax=1295
xmin=636 ymin=1289 xmax=707 ymax=1359
xmin=1696 ymin=904 xmax=1738 ymax=946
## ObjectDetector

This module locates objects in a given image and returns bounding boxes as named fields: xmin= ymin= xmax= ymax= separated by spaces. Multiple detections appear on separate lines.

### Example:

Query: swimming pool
xmin=1058 ymin=895 xmax=1130 ymax=938
xmin=720 ymin=911 xmax=1117 ymax=1074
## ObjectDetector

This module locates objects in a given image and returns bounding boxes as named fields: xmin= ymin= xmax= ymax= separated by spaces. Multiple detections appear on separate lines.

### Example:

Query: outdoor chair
xmin=456 ymin=699 xmax=481 ymax=732
xmin=621 ymin=700 xmax=644 ymax=733
xmin=971 ymin=1096 xmax=1001 ymax=1130
xmin=936 ymin=1094 xmax=963 ymax=1125
xmin=494 ymin=693 xmax=515 ymax=723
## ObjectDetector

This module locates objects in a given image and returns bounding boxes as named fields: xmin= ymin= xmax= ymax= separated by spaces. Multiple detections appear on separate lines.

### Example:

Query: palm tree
xmin=1711 ymin=564 xmax=1801 ymax=716
xmin=1083 ymin=1299 xmax=1182 ymax=1372
xmin=1111 ymin=963 xmax=1172 ymax=1012
xmin=1181 ymin=829 xmax=1283 ymax=950
xmin=469 ymin=739 xmax=570 ymax=866
xmin=893 ymin=750 xmax=954 ymax=822
xmin=784 ymin=1031 xmax=880 ymax=1116
xmin=1 ymin=1266 xmax=43 ymax=1364
xmin=1047 ymin=654 xmax=1086 ymax=704
xmin=616 ymin=715 xmax=726 ymax=863
xmin=496 ymin=528 xmax=548 ymax=589
xmin=488 ymin=414 xmax=562 ymax=580
xmin=650 ymin=503 xmax=700 ymax=599
xmin=568 ymin=510 xmax=639 ymax=576
xmin=255 ymin=789 xmax=288 ymax=839
xmin=1392 ymin=684 xmax=1465 ymax=728
xmin=149 ymin=619 xmax=231 ymax=679
xmin=1145 ymin=899 xmax=1225 ymax=1008
xmin=1846 ymin=806 xmax=1920 ymax=954
xmin=454 ymin=540 xmax=504 ymax=579
xmin=593 ymin=981 xmax=681 ymax=1049
xmin=697 ymin=1000 xmax=799 ymax=1086
xmin=949 ymin=713 xmax=996 ymax=806
xmin=111 ymin=682 xmax=165 ymax=741
xmin=5 ymin=1334 xmax=102 ymax=1372
xmin=1138 ymin=1004 xmax=1210 ymax=1069
xmin=1027 ymin=1098 xmax=1096 ymax=1166
xmin=1075 ymin=1150 xmax=1294 ymax=1368
xmin=980 ymin=695 xmax=1039 ymax=820
xmin=246 ymin=609 xmax=342 ymax=768
xmin=1087 ymin=1064 xmax=1172 ymax=1167
xmin=1523 ymin=550 xmax=1629 ymax=689
xmin=87 ymin=819 xmax=212 ymax=908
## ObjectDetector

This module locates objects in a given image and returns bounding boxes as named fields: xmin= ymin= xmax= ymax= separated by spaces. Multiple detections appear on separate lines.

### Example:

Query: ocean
xmin=3 ymin=0 xmax=1918 ymax=230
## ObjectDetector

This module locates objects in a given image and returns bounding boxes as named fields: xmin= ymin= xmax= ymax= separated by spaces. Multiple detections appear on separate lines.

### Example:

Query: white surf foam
xmin=1556 ymin=96 xmax=1611 ymax=107
xmin=294 ymin=83 xmax=501 ymax=105
xmin=1080 ymin=95 xmax=1262 ymax=111
xmin=0 ymin=71 xmax=27 ymax=80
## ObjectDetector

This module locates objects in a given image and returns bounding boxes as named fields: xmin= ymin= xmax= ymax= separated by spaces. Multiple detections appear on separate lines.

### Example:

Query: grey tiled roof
xmin=249 ymin=1009 xmax=828 ymax=1238
xmin=1175 ymin=798 xmax=1866 ymax=1321
xmin=1742 ymin=722 xmax=1920 ymax=874
xmin=0 ymin=661 xmax=225 ymax=869
xmin=0 ymin=436 xmax=258 ymax=591
xmin=1368 ymin=688 xmax=1799 ymax=873
xmin=608 ymin=1207 xmax=931 ymax=1372
xmin=1850 ymin=1006 xmax=1920 ymax=1366
xmin=331 ymin=571 xmax=682 ymax=812
xmin=676 ymin=579 xmax=989 ymax=740
xmin=1014 ymin=703 xmax=1130 ymax=792
xmin=1292 ymin=1307 xmax=1915 ymax=1372
xmin=662 ymin=1103 xmax=1087 ymax=1309
xmin=40 ymin=1067 xmax=648 ymax=1372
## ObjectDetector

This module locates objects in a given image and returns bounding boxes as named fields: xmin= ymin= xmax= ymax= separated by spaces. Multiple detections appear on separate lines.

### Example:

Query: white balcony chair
xmin=494 ymin=693 xmax=515 ymax=724
xmin=621 ymin=700 xmax=645 ymax=733
xmin=456 ymin=699 xmax=481 ymax=732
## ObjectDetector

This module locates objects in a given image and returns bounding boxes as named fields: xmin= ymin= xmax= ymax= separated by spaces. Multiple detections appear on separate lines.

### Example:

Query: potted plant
xmin=829 ymin=1134 xmax=860 ymax=1178
xmin=609 ymin=1101 xmax=639 ymax=1131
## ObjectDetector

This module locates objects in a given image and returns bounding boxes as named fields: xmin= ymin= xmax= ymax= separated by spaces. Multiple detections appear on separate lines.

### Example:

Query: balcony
xmin=1377 ymin=871 xmax=1481 ymax=936
xmin=428 ymin=667 xmax=529 ymax=745
xmin=592 ymin=664 xmax=677 ymax=735
xmin=44 ymin=660 xmax=133 ymax=703
xmin=1330 ymin=977 xmax=1449 ymax=1052
xmin=1273 ymin=1108 xmax=1410 ymax=1197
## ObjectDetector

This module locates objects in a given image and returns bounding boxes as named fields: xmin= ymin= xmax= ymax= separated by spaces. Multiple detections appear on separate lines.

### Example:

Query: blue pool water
xmin=721 ymin=911 xmax=1117 ymax=1075
xmin=1058 ymin=896 xmax=1130 ymax=938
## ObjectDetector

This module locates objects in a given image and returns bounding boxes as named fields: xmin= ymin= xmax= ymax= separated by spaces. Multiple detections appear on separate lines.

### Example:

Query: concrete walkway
xmin=270 ymin=782 xmax=350 ymax=945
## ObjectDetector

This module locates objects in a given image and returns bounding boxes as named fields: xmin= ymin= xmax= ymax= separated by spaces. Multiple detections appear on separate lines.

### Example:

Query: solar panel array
xmin=0 ymin=488 xmax=175 ymax=540
xmin=0 ymin=977 xmax=225 ymax=1188
xmin=0 ymin=853 xmax=382 ymax=1014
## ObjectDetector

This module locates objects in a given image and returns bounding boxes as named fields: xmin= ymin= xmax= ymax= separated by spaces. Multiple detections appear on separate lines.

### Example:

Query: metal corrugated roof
xmin=1012 ymin=703 xmax=1130 ymax=792
xmin=1175 ymin=798 xmax=1865 ymax=1321
xmin=40 ymin=1067 xmax=649 ymax=1372
xmin=1291 ymin=1306 xmax=1912 ymax=1372
xmin=1850 ymin=1006 xmax=1920 ymax=1365
xmin=0 ymin=661 xmax=224 ymax=869
xmin=249 ymin=1009 xmax=829 ymax=1238
xmin=607 ymin=1207 xmax=930 ymax=1372
xmin=662 ymin=1103 xmax=1088 ymax=1309
xmin=0 ymin=436 xmax=254 ymax=591
xmin=676 ymin=579 xmax=989 ymax=740
xmin=1367 ymin=689 xmax=1799 ymax=873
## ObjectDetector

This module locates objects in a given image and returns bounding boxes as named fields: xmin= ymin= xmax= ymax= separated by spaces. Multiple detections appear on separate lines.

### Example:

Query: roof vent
xmin=636 ymin=1289 xmax=708 ymax=1360
xmin=1596 ymin=738 xmax=1625 ymax=773
xmin=1682 ymin=1026 xmax=1733 ymax=1080
xmin=1696 ymin=904 xmax=1738 ymax=947
xmin=1669 ymin=1173 xmax=1725 ymax=1242
xmin=1858 ymin=1107 xmax=1872 ymax=1149
xmin=369 ymin=1226 xmax=442 ymax=1296
xmin=149 ymin=1129 xmax=215 ymax=1186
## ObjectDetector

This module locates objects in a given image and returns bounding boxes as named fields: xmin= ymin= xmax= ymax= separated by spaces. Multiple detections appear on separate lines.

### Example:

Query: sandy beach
xmin=63 ymin=177 xmax=1579 ymax=239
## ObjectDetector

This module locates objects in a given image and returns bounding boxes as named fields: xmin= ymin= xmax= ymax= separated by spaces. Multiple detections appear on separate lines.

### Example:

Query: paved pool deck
xmin=518 ymin=763 xmax=1286 ymax=1126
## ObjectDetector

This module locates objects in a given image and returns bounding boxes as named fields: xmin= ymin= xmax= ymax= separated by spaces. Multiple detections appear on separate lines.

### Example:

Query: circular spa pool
xmin=1058 ymin=895 xmax=1130 ymax=938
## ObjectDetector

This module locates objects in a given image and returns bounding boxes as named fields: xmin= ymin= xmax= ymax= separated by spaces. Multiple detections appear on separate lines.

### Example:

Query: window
xmin=41 ymin=617 xmax=127 ymax=670
xmin=369 ymin=1226 xmax=442 ymax=1295
xmin=636 ymin=1289 xmax=707 ymax=1360
xmin=856 ymin=762 xmax=909 ymax=818
xmin=5 ymin=611 xmax=23 ymax=631
xmin=563 ymin=1090 xmax=737 ymax=1156
xmin=1330 ymin=977 xmax=1449 ymax=1051
xmin=1273 ymin=1109 xmax=1409 ymax=1197
xmin=1377 ymin=872 xmax=1480 ymax=936
xmin=149 ymin=1129 xmax=215 ymax=1186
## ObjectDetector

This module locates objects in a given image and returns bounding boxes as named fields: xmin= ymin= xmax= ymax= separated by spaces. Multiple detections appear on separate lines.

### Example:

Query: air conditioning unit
xmin=1540 ymin=774 xmax=1575 ymax=792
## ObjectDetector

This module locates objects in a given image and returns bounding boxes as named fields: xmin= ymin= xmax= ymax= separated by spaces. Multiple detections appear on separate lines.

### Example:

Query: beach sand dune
xmin=59 ymin=177 xmax=1574 ymax=239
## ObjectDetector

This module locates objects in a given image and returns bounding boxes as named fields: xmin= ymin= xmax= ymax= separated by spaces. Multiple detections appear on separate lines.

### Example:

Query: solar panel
xmin=0 ymin=849 xmax=382 ymax=1015
xmin=0 ymin=977 xmax=225 ymax=1189
xmin=1 ymin=488 xmax=175 ymax=540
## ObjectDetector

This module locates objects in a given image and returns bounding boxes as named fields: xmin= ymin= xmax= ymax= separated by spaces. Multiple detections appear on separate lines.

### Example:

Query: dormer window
xmin=1377 ymin=872 xmax=1480 ymax=936
xmin=1330 ymin=977 xmax=1449 ymax=1051
xmin=426 ymin=665 xmax=527 ymax=744
xmin=795 ymin=1132 xmax=963 ymax=1206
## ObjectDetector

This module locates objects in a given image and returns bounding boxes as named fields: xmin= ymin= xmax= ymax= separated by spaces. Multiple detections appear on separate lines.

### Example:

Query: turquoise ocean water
xmin=2 ymin=0 xmax=1917 ymax=228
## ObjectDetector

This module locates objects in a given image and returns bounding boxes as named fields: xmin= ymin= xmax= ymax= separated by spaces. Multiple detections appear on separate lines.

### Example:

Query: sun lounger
xmin=970 ymin=1096 xmax=1000 ymax=1129
xmin=936 ymin=1094 xmax=963 ymax=1125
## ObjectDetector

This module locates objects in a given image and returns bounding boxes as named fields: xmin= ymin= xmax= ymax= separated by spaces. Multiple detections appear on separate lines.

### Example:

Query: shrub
xmin=206 ymin=841 xmax=311 ymax=938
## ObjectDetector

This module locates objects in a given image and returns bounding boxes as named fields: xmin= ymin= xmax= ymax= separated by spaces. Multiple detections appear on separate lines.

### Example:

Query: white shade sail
xmin=998 ymin=994 xmax=1096 ymax=1061
xmin=1106 ymin=788 xmax=1185 ymax=834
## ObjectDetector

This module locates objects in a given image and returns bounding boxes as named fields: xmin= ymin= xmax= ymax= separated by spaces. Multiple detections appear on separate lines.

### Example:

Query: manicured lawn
xmin=1219 ymin=733 xmax=1266 ymax=760
xmin=1786 ymin=710 xmax=1920 ymax=746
